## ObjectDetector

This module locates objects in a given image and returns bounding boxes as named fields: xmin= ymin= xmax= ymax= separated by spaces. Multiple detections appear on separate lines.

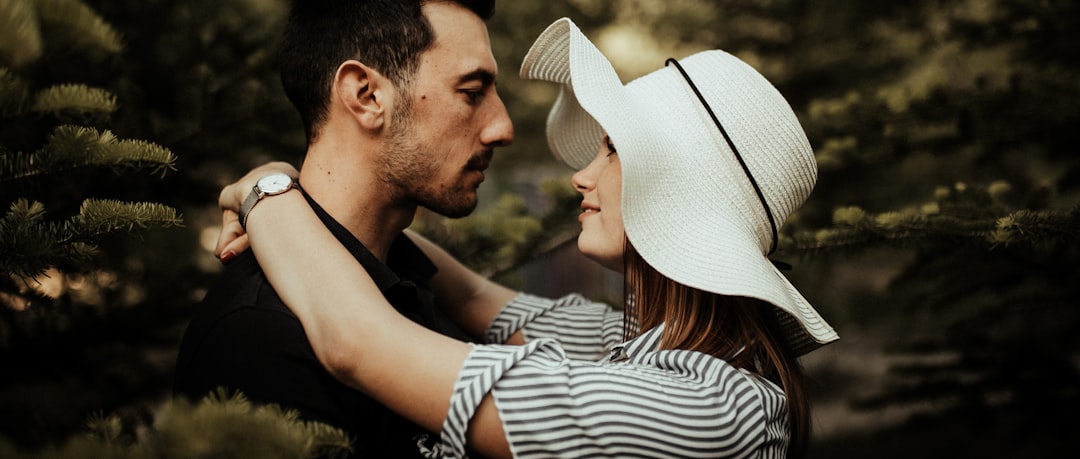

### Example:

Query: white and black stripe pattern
xmin=486 ymin=293 xmax=625 ymax=361
xmin=435 ymin=296 xmax=790 ymax=458
xmin=438 ymin=340 xmax=566 ymax=458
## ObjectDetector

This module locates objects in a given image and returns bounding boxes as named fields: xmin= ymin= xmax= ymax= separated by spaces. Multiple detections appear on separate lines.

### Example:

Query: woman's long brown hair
xmin=623 ymin=241 xmax=810 ymax=458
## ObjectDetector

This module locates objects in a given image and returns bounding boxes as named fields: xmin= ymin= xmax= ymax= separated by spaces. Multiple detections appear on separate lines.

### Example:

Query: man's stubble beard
xmin=379 ymin=95 xmax=478 ymax=219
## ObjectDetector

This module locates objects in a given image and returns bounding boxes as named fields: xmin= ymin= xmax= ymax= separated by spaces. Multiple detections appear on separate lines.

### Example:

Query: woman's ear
xmin=334 ymin=60 xmax=391 ymax=131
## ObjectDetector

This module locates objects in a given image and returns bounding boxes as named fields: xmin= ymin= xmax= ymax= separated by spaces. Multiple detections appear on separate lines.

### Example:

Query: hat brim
xmin=520 ymin=18 xmax=838 ymax=356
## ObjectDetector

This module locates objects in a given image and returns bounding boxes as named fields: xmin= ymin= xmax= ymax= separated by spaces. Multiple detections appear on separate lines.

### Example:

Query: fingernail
xmin=220 ymin=251 xmax=236 ymax=265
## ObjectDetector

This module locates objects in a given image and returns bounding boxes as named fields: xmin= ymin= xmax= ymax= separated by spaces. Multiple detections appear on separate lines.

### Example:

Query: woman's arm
xmin=403 ymin=229 xmax=522 ymax=344
xmin=214 ymin=162 xmax=299 ymax=261
xmin=215 ymin=163 xmax=522 ymax=344
xmin=237 ymin=188 xmax=513 ymax=458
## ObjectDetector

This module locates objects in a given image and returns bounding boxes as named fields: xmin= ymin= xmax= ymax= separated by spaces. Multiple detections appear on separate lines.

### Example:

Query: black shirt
xmin=173 ymin=191 xmax=469 ymax=458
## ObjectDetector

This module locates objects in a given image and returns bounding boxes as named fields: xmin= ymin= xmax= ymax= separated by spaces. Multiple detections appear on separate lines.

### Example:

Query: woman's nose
xmin=571 ymin=168 xmax=593 ymax=193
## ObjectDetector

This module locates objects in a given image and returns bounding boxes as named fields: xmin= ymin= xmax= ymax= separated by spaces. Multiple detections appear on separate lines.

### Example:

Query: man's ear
xmin=334 ymin=60 xmax=392 ymax=131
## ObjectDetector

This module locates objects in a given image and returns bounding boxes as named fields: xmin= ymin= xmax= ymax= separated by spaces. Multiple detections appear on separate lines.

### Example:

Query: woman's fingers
xmin=215 ymin=161 xmax=299 ymax=263
xmin=215 ymin=209 xmax=250 ymax=263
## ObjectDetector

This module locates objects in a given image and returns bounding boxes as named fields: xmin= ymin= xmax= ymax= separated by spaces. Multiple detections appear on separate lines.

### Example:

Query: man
xmin=173 ymin=1 xmax=513 ymax=456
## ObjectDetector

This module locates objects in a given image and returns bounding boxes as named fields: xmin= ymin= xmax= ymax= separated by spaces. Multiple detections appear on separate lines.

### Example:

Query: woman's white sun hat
xmin=520 ymin=18 xmax=838 ymax=356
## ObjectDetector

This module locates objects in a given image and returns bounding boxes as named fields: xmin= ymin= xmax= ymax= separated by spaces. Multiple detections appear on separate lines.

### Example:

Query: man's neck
xmin=298 ymin=151 xmax=415 ymax=263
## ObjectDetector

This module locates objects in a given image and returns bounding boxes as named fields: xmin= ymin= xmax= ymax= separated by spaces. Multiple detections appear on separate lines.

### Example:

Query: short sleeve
xmin=433 ymin=341 xmax=790 ymax=458
xmin=485 ymin=293 xmax=624 ymax=361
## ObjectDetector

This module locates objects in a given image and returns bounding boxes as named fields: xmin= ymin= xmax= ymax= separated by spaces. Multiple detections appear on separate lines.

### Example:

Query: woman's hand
xmin=215 ymin=161 xmax=299 ymax=263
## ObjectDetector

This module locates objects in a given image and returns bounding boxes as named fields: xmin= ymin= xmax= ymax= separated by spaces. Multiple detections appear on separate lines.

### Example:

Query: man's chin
xmin=424 ymin=194 xmax=478 ymax=219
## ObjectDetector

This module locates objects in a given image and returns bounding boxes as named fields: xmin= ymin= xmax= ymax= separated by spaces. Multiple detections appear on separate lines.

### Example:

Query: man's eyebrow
xmin=457 ymin=68 xmax=497 ymax=86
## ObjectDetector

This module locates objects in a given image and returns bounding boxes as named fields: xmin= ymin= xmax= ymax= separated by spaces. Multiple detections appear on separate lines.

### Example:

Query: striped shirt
xmin=430 ymin=293 xmax=790 ymax=458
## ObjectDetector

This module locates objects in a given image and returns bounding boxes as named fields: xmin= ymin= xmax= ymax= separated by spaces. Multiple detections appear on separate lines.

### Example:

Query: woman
xmin=218 ymin=18 xmax=838 ymax=458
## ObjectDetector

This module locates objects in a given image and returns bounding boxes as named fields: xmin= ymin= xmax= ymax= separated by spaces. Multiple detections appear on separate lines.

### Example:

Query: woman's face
xmin=572 ymin=135 xmax=624 ymax=272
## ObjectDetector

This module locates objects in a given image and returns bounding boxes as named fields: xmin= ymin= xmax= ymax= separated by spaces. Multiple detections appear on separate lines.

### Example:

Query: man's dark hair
xmin=279 ymin=0 xmax=496 ymax=143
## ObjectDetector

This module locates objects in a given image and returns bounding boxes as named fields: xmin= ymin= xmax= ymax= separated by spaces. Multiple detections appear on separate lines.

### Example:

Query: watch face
xmin=258 ymin=173 xmax=293 ymax=194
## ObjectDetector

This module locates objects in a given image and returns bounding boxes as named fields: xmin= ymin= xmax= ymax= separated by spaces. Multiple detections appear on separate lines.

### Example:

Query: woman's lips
xmin=578 ymin=207 xmax=599 ymax=223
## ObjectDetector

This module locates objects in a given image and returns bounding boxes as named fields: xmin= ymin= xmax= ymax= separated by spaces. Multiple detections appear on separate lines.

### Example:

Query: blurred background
xmin=2 ymin=0 xmax=1078 ymax=457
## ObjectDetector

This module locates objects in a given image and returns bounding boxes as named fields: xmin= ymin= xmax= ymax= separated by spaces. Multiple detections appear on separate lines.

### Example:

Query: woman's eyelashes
xmin=605 ymin=137 xmax=618 ymax=156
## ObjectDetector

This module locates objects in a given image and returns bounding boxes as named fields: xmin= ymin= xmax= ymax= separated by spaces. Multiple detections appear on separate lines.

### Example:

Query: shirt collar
xmin=608 ymin=324 xmax=666 ymax=363
xmin=624 ymin=324 xmax=665 ymax=355
xmin=301 ymin=189 xmax=436 ymax=291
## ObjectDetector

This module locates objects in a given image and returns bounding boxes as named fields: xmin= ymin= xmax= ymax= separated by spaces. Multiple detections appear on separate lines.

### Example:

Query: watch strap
xmin=238 ymin=185 xmax=262 ymax=230
xmin=238 ymin=176 xmax=298 ymax=230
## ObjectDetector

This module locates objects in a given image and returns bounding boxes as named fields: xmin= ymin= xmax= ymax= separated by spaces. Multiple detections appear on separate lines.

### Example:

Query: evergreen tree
xmin=2 ymin=0 xmax=1077 ymax=457
xmin=0 ymin=0 xmax=181 ymax=450
xmin=785 ymin=1 xmax=1080 ymax=457
xmin=489 ymin=1 xmax=1080 ymax=456
xmin=0 ymin=0 xmax=180 ymax=285
xmin=0 ymin=1 xmax=347 ymax=457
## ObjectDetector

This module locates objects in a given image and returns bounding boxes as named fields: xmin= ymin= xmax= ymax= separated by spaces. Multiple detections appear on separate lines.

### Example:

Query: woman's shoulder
xmin=629 ymin=347 xmax=785 ymax=399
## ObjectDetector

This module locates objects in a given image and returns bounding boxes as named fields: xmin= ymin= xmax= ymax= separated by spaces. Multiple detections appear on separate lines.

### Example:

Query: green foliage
xmin=0 ymin=0 xmax=42 ymax=66
xmin=0 ymin=196 xmax=180 ymax=278
xmin=0 ymin=67 xmax=30 ymax=115
xmin=779 ymin=1 xmax=1080 ymax=455
xmin=791 ymin=182 xmax=1080 ymax=252
xmin=488 ymin=1 xmax=1078 ymax=456
xmin=35 ymin=0 xmax=123 ymax=58
xmin=0 ymin=390 xmax=352 ymax=459
xmin=31 ymin=85 xmax=117 ymax=122
xmin=0 ymin=0 xmax=1076 ymax=457
xmin=0 ymin=0 xmax=181 ymax=282
xmin=415 ymin=177 xmax=581 ymax=278
xmin=150 ymin=390 xmax=353 ymax=459
xmin=989 ymin=207 xmax=1080 ymax=245
xmin=0 ymin=0 xmax=186 ymax=451
xmin=2 ymin=125 xmax=176 ymax=182
xmin=75 ymin=199 xmax=182 ymax=234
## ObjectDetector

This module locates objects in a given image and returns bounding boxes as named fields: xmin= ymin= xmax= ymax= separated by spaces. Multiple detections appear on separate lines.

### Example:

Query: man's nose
xmin=482 ymin=95 xmax=514 ymax=147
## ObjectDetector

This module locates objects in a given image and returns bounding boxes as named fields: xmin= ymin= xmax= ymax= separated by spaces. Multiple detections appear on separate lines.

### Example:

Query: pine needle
xmin=0 ymin=0 xmax=43 ymax=66
xmin=31 ymin=84 xmax=117 ymax=123
xmin=0 ymin=66 xmax=32 ymax=115
xmin=150 ymin=389 xmax=354 ymax=459
xmin=72 ymin=199 xmax=183 ymax=235
xmin=0 ymin=125 xmax=177 ymax=181
xmin=35 ymin=0 xmax=123 ymax=56
xmin=0 ymin=199 xmax=77 ymax=279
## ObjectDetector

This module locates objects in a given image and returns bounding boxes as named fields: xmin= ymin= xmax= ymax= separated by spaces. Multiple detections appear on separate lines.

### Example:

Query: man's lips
xmin=466 ymin=151 xmax=493 ymax=171
xmin=464 ymin=152 xmax=492 ymax=186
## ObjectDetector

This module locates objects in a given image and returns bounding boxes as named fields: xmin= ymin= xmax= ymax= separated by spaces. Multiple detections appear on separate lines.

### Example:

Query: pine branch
xmin=417 ymin=177 xmax=581 ymax=278
xmin=0 ymin=0 xmax=43 ymax=67
xmin=149 ymin=389 xmax=353 ymax=459
xmin=0 ymin=67 xmax=31 ymax=115
xmin=1 ymin=125 xmax=177 ymax=181
xmin=0 ymin=389 xmax=353 ymax=458
xmin=790 ymin=204 xmax=973 ymax=253
xmin=84 ymin=412 xmax=123 ymax=443
xmin=487 ymin=178 xmax=583 ymax=278
xmin=69 ymin=199 xmax=183 ymax=236
xmin=0 ymin=199 xmax=89 ymax=279
xmin=35 ymin=0 xmax=123 ymax=57
xmin=789 ymin=175 xmax=1080 ymax=255
xmin=440 ymin=193 xmax=545 ymax=273
xmin=989 ymin=207 xmax=1080 ymax=246
xmin=0 ymin=198 xmax=181 ymax=279
xmin=792 ymin=204 xmax=1080 ymax=255
xmin=31 ymin=83 xmax=117 ymax=123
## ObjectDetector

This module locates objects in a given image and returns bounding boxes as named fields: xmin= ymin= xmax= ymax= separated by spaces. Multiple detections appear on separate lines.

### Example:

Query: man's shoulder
xmin=174 ymin=250 xmax=307 ymax=389
xmin=194 ymin=250 xmax=294 ymax=319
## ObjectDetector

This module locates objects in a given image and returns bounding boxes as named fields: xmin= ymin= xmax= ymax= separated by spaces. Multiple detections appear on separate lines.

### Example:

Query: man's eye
xmin=462 ymin=89 xmax=483 ymax=103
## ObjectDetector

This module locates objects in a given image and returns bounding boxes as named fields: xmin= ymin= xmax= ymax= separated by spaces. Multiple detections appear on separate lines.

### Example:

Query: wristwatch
xmin=238 ymin=172 xmax=299 ymax=229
